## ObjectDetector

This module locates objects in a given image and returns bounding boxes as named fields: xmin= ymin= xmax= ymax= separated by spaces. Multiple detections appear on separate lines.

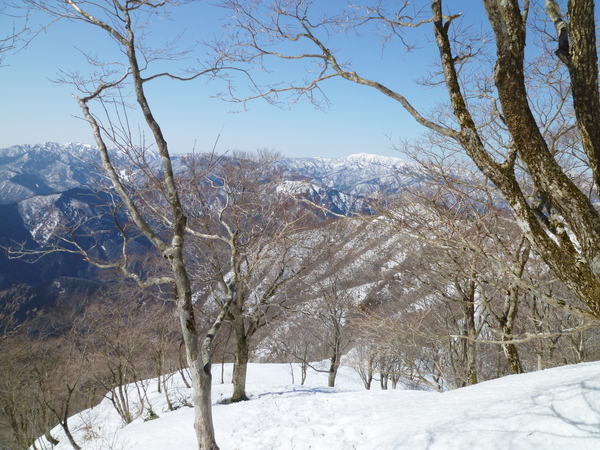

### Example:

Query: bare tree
xmin=0 ymin=339 xmax=49 ymax=449
xmin=0 ymin=285 xmax=31 ymax=340
xmin=84 ymin=293 xmax=154 ymax=424
xmin=0 ymin=289 xmax=42 ymax=449
xmin=347 ymin=340 xmax=377 ymax=390
xmin=13 ymin=1 xmax=230 ymax=447
xmin=297 ymin=277 xmax=356 ymax=388
xmin=143 ymin=299 xmax=182 ymax=411
xmin=261 ymin=313 xmax=321 ymax=386
xmin=29 ymin=339 xmax=85 ymax=450
xmin=184 ymin=151 xmax=320 ymax=401
xmin=0 ymin=294 xmax=100 ymax=450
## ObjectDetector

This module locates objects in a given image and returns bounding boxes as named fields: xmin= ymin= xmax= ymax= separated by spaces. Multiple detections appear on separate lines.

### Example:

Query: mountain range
xmin=0 ymin=142 xmax=421 ymax=303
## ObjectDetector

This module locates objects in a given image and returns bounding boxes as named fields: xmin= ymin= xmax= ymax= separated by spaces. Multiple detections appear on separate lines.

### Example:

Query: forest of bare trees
xmin=3 ymin=184 xmax=599 ymax=448
xmin=3 ymin=0 xmax=600 ymax=448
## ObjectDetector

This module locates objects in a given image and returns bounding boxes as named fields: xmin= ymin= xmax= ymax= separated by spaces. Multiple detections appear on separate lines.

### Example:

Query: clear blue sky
xmin=0 ymin=1 xmax=488 ymax=159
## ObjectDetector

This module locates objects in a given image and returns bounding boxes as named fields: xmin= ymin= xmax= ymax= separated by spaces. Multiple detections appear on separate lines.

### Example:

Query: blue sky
xmin=0 ymin=1 xmax=488 ymax=159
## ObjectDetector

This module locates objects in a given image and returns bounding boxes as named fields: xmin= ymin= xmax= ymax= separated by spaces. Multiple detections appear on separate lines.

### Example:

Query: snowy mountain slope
xmin=278 ymin=152 xmax=421 ymax=197
xmin=33 ymin=361 xmax=600 ymax=450
xmin=0 ymin=144 xmax=154 ymax=289
xmin=0 ymin=142 xmax=98 ymax=205
xmin=0 ymin=142 xmax=166 ymax=206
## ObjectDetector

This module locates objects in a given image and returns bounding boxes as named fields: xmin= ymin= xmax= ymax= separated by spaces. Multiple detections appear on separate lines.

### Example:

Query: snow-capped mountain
xmin=0 ymin=143 xmax=419 ymax=205
xmin=0 ymin=142 xmax=97 ymax=205
xmin=278 ymin=152 xmax=421 ymax=197
xmin=0 ymin=142 xmax=165 ymax=205
xmin=0 ymin=143 xmax=135 ymax=289
xmin=0 ymin=143 xmax=421 ymax=292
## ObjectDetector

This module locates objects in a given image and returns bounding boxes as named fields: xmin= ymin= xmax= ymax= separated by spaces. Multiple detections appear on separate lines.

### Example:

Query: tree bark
xmin=459 ymin=279 xmax=478 ymax=386
xmin=502 ymin=340 xmax=523 ymax=374
xmin=553 ymin=0 xmax=600 ymax=190
xmin=463 ymin=302 xmax=478 ymax=385
xmin=500 ymin=280 xmax=524 ymax=375
xmin=190 ymin=361 xmax=218 ymax=450
xmin=231 ymin=319 xmax=250 ymax=402
xmin=328 ymin=360 xmax=340 ymax=387
xmin=433 ymin=0 xmax=600 ymax=319
xmin=328 ymin=335 xmax=342 ymax=388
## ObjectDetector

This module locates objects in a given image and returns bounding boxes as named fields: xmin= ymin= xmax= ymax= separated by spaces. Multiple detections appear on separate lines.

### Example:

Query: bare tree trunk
xmin=231 ymin=323 xmax=250 ymax=402
xmin=44 ymin=431 xmax=59 ymax=446
xmin=499 ymin=239 xmax=530 ymax=375
xmin=458 ymin=279 xmax=478 ymax=386
xmin=40 ymin=381 xmax=81 ymax=450
xmin=380 ymin=371 xmax=389 ymax=390
xmin=364 ymin=369 xmax=373 ymax=390
xmin=463 ymin=300 xmax=478 ymax=385
xmin=358 ymin=353 xmax=375 ymax=390
xmin=502 ymin=340 xmax=523 ymax=374
xmin=172 ymin=245 xmax=220 ymax=450
xmin=60 ymin=421 xmax=81 ymax=450
xmin=328 ymin=339 xmax=342 ymax=388
xmin=190 ymin=363 xmax=217 ymax=450
xmin=499 ymin=289 xmax=524 ymax=375
xmin=365 ymin=372 xmax=373 ymax=390
xmin=162 ymin=374 xmax=173 ymax=411
xmin=228 ymin=298 xmax=254 ymax=402
xmin=300 ymin=360 xmax=308 ymax=385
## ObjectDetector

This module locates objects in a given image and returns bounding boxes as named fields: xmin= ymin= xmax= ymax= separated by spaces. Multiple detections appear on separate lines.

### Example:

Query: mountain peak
xmin=338 ymin=153 xmax=408 ymax=167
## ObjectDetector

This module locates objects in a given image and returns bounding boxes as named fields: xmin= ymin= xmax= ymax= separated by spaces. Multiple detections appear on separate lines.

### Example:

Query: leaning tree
xmin=218 ymin=0 xmax=600 ymax=324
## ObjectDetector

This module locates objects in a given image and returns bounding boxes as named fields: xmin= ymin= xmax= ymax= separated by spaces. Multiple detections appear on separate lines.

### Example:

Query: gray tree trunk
xmin=328 ymin=341 xmax=342 ymax=387
xmin=231 ymin=327 xmax=250 ymax=402
xmin=458 ymin=279 xmax=478 ymax=386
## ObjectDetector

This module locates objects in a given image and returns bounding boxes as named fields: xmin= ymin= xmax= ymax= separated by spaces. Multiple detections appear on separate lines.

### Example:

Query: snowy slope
xmin=278 ymin=152 xmax=420 ymax=197
xmin=35 ymin=361 xmax=600 ymax=450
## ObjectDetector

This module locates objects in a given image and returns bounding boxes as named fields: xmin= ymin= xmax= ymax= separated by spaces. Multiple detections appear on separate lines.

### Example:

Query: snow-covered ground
xmin=36 ymin=361 xmax=600 ymax=449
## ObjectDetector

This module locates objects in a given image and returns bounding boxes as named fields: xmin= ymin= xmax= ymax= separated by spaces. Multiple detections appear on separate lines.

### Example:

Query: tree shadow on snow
xmin=416 ymin=379 xmax=600 ymax=449
xmin=253 ymin=386 xmax=346 ymax=400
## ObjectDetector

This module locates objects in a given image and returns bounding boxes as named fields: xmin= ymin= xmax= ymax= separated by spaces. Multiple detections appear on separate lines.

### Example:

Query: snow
xmin=338 ymin=153 xmax=409 ymax=168
xmin=276 ymin=152 xmax=418 ymax=198
xmin=35 ymin=361 xmax=600 ymax=450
